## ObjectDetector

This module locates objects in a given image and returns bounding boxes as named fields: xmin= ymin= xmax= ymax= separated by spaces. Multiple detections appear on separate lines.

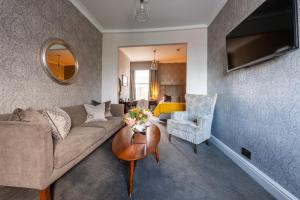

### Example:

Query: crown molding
xmin=102 ymin=24 xmax=208 ymax=34
xmin=69 ymin=0 xmax=104 ymax=33
xmin=69 ymin=0 xmax=208 ymax=34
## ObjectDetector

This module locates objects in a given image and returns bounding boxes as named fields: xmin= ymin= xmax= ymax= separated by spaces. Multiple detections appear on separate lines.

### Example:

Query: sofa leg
xmin=39 ymin=186 xmax=51 ymax=200
xmin=205 ymin=140 xmax=209 ymax=146
xmin=193 ymin=144 xmax=198 ymax=154
xmin=168 ymin=134 xmax=172 ymax=142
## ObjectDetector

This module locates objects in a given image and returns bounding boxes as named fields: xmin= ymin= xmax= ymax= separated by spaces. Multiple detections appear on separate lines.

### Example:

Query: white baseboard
xmin=210 ymin=136 xmax=298 ymax=200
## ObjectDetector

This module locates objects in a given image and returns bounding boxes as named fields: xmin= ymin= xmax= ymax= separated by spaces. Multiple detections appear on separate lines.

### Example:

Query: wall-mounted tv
xmin=226 ymin=0 xmax=299 ymax=72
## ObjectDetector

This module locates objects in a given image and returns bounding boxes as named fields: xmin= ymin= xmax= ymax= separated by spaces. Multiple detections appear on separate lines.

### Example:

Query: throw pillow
xmin=9 ymin=108 xmax=23 ymax=121
xmin=91 ymin=100 xmax=112 ymax=117
xmin=164 ymin=95 xmax=172 ymax=102
xmin=84 ymin=103 xmax=107 ymax=123
xmin=10 ymin=108 xmax=50 ymax=125
xmin=42 ymin=107 xmax=72 ymax=140
xmin=171 ymin=96 xmax=180 ymax=102
xmin=21 ymin=109 xmax=48 ymax=124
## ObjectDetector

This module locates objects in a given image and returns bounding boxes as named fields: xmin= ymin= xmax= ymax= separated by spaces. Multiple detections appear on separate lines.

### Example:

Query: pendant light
xmin=135 ymin=0 xmax=149 ymax=23
xmin=56 ymin=54 xmax=61 ymax=70
xmin=150 ymin=50 xmax=158 ymax=70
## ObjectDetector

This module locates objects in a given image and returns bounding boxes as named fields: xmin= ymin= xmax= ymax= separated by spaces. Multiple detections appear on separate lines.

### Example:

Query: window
xmin=135 ymin=70 xmax=150 ymax=100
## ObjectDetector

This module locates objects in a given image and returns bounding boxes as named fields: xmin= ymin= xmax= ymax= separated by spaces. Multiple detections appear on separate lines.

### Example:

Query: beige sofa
xmin=0 ymin=104 xmax=124 ymax=200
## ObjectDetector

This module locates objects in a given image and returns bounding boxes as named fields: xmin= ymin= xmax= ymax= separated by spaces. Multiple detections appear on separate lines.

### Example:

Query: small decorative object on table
xmin=124 ymin=107 xmax=152 ymax=134
xmin=124 ymin=107 xmax=152 ymax=154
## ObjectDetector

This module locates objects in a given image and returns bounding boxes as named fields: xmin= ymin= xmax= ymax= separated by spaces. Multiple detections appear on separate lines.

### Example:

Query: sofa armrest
xmin=111 ymin=104 xmax=124 ymax=117
xmin=171 ymin=111 xmax=188 ymax=121
xmin=0 ymin=121 xmax=53 ymax=190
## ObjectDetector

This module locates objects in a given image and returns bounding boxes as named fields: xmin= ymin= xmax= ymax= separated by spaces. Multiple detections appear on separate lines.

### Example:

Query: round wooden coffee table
xmin=112 ymin=125 xmax=161 ymax=198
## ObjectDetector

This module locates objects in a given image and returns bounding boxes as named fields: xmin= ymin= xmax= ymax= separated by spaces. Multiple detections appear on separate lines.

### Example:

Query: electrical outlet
xmin=241 ymin=147 xmax=251 ymax=160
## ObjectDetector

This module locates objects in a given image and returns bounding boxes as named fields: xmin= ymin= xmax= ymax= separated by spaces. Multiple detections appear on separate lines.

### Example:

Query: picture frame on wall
xmin=122 ymin=75 xmax=128 ymax=86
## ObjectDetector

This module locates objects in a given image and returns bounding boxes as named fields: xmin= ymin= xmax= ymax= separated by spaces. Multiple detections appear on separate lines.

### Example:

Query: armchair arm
xmin=196 ymin=115 xmax=209 ymax=127
xmin=171 ymin=111 xmax=188 ymax=121
xmin=0 ymin=121 xmax=53 ymax=190
xmin=196 ymin=115 xmax=213 ymax=140
xmin=111 ymin=104 xmax=125 ymax=117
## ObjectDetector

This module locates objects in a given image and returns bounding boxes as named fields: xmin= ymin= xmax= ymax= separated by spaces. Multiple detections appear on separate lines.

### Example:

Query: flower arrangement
xmin=124 ymin=107 xmax=152 ymax=132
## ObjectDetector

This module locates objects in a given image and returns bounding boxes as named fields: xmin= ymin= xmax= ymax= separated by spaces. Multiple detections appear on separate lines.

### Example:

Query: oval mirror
xmin=41 ymin=39 xmax=78 ymax=85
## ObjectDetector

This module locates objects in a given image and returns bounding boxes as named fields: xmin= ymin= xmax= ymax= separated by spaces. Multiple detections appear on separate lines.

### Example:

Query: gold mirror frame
xmin=41 ymin=38 xmax=79 ymax=85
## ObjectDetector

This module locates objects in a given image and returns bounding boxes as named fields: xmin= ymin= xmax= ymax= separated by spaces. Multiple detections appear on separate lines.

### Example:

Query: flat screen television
xmin=226 ymin=0 xmax=299 ymax=72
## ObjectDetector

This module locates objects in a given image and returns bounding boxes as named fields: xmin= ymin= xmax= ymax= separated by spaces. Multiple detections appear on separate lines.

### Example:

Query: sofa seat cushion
xmin=54 ymin=126 xmax=106 ymax=169
xmin=81 ymin=117 xmax=124 ymax=132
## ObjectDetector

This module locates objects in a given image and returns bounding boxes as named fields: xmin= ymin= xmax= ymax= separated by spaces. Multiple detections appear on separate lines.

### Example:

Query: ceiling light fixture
xmin=135 ymin=0 xmax=149 ymax=23
xmin=56 ymin=54 xmax=61 ymax=70
xmin=150 ymin=50 xmax=159 ymax=70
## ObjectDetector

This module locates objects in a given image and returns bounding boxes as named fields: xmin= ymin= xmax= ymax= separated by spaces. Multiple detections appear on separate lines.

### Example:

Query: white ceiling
xmin=71 ymin=0 xmax=227 ymax=33
xmin=120 ymin=44 xmax=187 ymax=63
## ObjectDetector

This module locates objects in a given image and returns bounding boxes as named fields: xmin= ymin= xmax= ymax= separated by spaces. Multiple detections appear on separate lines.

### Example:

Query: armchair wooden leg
xmin=205 ymin=140 xmax=209 ymax=146
xmin=39 ymin=186 xmax=51 ymax=200
xmin=168 ymin=134 xmax=172 ymax=142
xmin=193 ymin=144 xmax=198 ymax=154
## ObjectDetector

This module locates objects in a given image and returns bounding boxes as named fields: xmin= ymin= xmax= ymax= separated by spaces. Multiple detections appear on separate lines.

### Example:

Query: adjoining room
xmin=0 ymin=0 xmax=299 ymax=200
xmin=118 ymin=44 xmax=187 ymax=121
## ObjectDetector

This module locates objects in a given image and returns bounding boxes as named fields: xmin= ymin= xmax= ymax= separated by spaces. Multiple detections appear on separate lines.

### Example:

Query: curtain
xmin=150 ymin=69 xmax=159 ymax=100
xmin=130 ymin=70 xmax=136 ymax=100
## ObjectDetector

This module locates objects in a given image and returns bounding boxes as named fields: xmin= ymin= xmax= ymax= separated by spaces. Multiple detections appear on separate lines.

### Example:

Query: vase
xmin=134 ymin=123 xmax=147 ymax=133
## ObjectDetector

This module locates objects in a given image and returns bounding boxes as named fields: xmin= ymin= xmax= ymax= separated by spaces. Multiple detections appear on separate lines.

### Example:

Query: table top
xmin=112 ymin=125 xmax=161 ymax=161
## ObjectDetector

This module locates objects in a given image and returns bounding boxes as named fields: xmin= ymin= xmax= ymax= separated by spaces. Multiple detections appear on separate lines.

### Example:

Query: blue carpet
xmin=0 ymin=122 xmax=274 ymax=200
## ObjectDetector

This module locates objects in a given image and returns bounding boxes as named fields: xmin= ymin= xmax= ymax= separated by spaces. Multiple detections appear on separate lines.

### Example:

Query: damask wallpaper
xmin=0 ymin=0 xmax=102 ymax=114
xmin=208 ymin=0 xmax=300 ymax=198
xmin=159 ymin=63 xmax=186 ymax=101
xmin=158 ymin=63 xmax=186 ymax=86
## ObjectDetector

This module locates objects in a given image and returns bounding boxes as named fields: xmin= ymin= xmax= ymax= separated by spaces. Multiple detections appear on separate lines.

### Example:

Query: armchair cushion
xmin=171 ymin=111 xmax=188 ymax=121
xmin=167 ymin=119 xmax=202 ymax=144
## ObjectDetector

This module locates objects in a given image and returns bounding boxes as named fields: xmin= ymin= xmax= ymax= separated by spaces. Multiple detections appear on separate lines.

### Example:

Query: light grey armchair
xmin=167 ymin=94 xmax=218 ymax=153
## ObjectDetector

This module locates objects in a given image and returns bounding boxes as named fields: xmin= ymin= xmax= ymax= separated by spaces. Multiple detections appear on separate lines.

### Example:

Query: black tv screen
xmin=226 ymin=0 xmax=299 ymax=72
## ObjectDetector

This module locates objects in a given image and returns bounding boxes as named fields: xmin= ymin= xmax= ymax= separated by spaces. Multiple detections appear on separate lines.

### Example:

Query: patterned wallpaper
xmin=0 ymin=0 xmax=102 ymax=114
xmin=208 ymin=0 xmax=300 ymax=198
xmin=158 ymin=63 xmax=186 ymax=85
xmin=158 ymin=63 xmax=186 ymax=101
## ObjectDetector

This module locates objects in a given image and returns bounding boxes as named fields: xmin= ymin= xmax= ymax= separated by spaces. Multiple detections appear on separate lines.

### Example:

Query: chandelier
xmin=150 ymin=50 xmax=158 ymax=70
xmin=56 ymin=54 xmax=61 ymax=70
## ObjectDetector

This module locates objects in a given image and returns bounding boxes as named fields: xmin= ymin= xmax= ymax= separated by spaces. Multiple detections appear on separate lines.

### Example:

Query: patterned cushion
xmin=10 ymin=108 xmax=50 ymax=125
xmin=9 ymin=108 xmax=23 ymax=121
xmin=42 ymin=107 xmax=72 ymax=140
xmin=84 ymin=103 xmax=107 ymax=123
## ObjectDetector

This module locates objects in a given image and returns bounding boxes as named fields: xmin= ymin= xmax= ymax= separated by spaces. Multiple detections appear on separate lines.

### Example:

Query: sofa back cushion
xmin=61 ymin=105 xmax=87 ymax=127
xmin=0 ymin=113 xmax=12 ymax=121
